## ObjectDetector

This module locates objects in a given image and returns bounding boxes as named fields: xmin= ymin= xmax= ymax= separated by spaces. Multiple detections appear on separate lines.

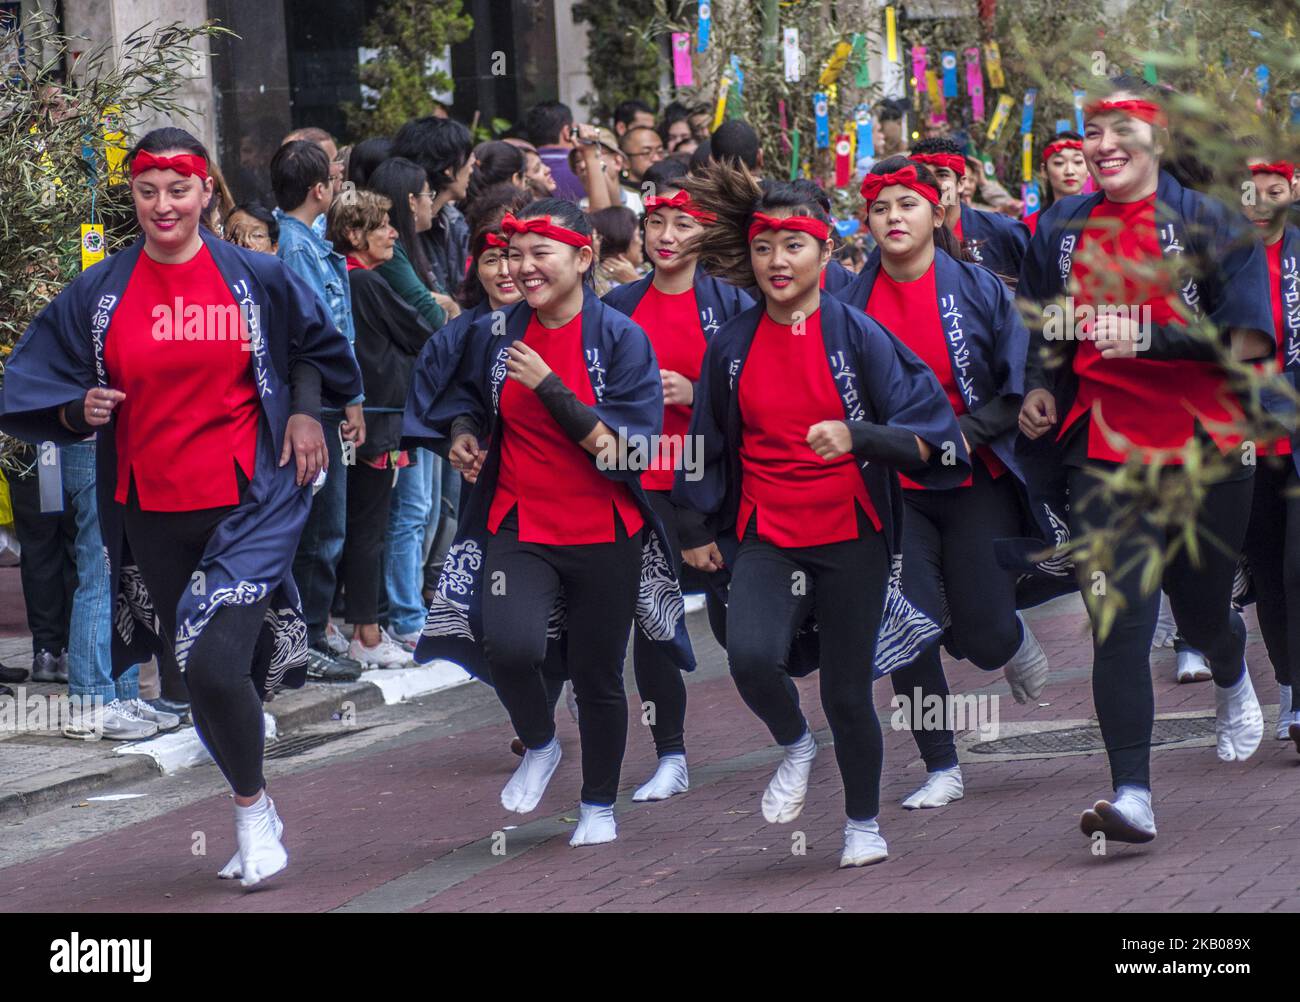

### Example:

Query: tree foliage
xmin=342 ymin=0 xmax=474 ymax=141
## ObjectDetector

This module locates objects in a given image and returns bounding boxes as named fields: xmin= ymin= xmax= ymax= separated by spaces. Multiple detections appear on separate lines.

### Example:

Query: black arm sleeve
xmin=61 ymin=397 xmax=93 ymax=436
xmin=674 ymin=504 xmax=713 ymax=549
xmin=846 ymin=420 xmax=929 ymax=472
xmin=957 ymin=395 xmax=1021 ymax=449
xmin=533 ymin=373 xmax=601 ymax=444
xmin=290 ymin=360 xmax=323 ymax=419
xmin=1141 ymin=322 xmax=1222 ymax=363
xmin=449 ymin=414 xmax=481 ymax=443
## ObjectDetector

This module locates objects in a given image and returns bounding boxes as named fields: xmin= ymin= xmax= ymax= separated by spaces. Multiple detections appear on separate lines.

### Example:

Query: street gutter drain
xmin=967 ymin=716 xmax=1216 ymax=756
xmin=264 ymin=728 xmax=371 ymax=760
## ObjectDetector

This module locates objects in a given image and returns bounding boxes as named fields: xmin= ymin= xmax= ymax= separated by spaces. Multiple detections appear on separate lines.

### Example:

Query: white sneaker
xmin=1176 ymin=648 xmax=1212 ymax=683
xmin=324 ymin=621 xmax=351 ymax=657
xmin=348 ymin=633 xmax=412 ymax=669
xmin=901 ymin=766 xmax=964 ymax=809
xmin=632 ymin=754 xmax=689 ymax=802
xmin=387 ymin=628 xmax=420 ymax=653
xmin=761 ymin=730 xmax=817 ymax=824
xmin=839 ymin=818 xmax=888 ymax=867
xmin=1277 ymin=685 xmax=1293 ymax=741
xmin=62 ymin=698 xmax=158 ymax=741
xmin=127 ymin=697 xmax=181 ymax=732
xmin=219 ymin=797 xmax=285 ymax=879
xmin=1003 ymin=614 xmax=1049 ymax=704
xmin=1215 ymin=664 xmax=1264 ymax=763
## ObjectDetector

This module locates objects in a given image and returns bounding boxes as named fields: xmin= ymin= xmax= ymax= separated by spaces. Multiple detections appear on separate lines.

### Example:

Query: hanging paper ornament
xmin=965 ymin=48 xmax=984 ymax=120
xmin=789 ymin=128 xmax=801 ymax=181
xmin=783 ymin=28 xmax=800 ymax=82
xmin=814 ymin=92 xmax=831 ymax=149
xmin=1019 ymin=88 xmax=1037 ymax=134
xmin=1022 ymin=132 xmax=1033 ymax=182
xmin=820 ymin=39 xmax=853 ymax=88
xmin=1021 ymin=181 xmax=1040 ymax=217
xmin=983 ymin=41 xmax=1005 ymax=89
xmin=1143 ymin=62 xmax=1158 ymax=85
xmin=1258 ymin=65 xmax=1270 ymax=95
xmin=697 ymin=1 xmax=711 ymax=53
xmin=1073 ymin=89 xmax=1086 ymax=134
xmin=911 ymin=45 xmax=928 ymax=93
xmin=1290 ymin=93 xmax=1300 ymax=126
xmin=941 ymin=51 xmax=958 ymax=98
xmin=834 ymin=133 xmax=852 ymax=188
xmin=1054 ymin=118 xmax=1070 ymax=135
xmin=80 ymin=223 xmax=106 ymax=271
xmin=884 ymin=7 xmax=898 ymax=63
xmin=711 ymin=75 xmax=730 ymax=131
xmin=834 ymin=218 xmax=860 ymax=238
xmin=986 ymin=94 xmax=1015 ymax=141
xmin=852 ymin=33 xmax=870 ymax=87
xmin=671 ymin=33 xmax=693 ymax=87
xmin=926 ymin=69 xmax=945 ymax=115
xmin=855 ymin=103 xmax=874 ymax=162
xmin=730 ymin=54 xmax=744 ymax=96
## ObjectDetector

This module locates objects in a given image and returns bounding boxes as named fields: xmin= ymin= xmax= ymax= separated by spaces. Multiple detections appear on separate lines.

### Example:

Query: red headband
xmin=910 ymin=152 xmax=966 ymax=177
xmin=1250 ymin=161 xmax=1296 ymax=182
xmin=501 ymin=212 xmax=592 ymax=248
xmin=130 ymin=150 xmax=209 ymax=180
xmin=1084 ymin=98 xmax=1167 ymax=128
xmin=643 ymin=189 xmax=717 ymax=223
xmin=1042 ymin=138 xmax=1084 ymax=163
xmin=483 ymin=232 xmax=509 ymax=249
xmin=859 ymin=164 xmax=941 ymax=206
xmin=747 ymin=212 xmax=830 ymax=243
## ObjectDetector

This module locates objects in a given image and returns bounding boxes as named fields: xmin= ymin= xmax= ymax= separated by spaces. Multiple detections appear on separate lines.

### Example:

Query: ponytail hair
xmin=683 ymin=161 xmax=830 ymax=287
xmin=864 ymin=154 xmax=971 ymax=264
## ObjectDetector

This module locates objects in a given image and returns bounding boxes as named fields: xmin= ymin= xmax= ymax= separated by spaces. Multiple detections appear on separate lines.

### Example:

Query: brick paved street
xmin=1 ymin=593 xmax=1297 ymax=913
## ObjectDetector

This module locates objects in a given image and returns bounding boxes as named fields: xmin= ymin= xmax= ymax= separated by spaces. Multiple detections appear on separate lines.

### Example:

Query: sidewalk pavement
xmin=0 ymin=592 xmax=1295 ymax=913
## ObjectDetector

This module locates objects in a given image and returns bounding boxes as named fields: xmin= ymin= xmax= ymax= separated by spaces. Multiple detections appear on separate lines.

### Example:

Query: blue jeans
xmin=63 ymin=440 xmax=139 ymax=701
xmin=384 ymin=448 xmax=440 ymax=636
xmin=293 ymin=412 xmax=347 ymax=647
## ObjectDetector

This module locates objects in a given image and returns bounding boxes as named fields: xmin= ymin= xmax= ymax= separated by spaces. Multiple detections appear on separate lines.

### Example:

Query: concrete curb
xmin=0 ymin=662 xmax=472 ymax=821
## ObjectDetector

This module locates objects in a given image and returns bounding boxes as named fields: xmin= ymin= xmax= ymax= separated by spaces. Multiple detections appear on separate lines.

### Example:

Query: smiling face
xmin=1045 ymin=148 xmax=1087 ymax=200
xmin=866 ymin=184 xmax=944 ymax=260
xmin=130 ymin=149 xmax=214 ymax=254
xmin=749 ymin=211 xmax=830 ymax=311
xmin=508 ymin=230 xmax=592 ymax=312
xmin=644 ymin=191 xmax=704 ymax=275
xmin=1083 ymin=92 xmax=1161 ymax=201
xmin=524 ymin=151 xmax=556 ymax=196
xmin=476 ymin=245 xmax=522 ymax=308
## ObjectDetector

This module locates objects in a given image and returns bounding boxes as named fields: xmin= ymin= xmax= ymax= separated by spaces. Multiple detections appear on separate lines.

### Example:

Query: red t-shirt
xmin=105 ymin=245 xmax=259 ymax=511
xmin=1060 ymin=193 xmax=1243 ymax=463
xmin=631 ymin=283 xmax=705 ymax=492
xmin=737 ymin=309 xmax=880 ymax=547
xmin=866 ymin=262 xmax=1005 ymax=489
xmin=1261 ymin=238 xmax=1293 ymax=456
xmin=488 ymin=313 xmax=643 ymax=544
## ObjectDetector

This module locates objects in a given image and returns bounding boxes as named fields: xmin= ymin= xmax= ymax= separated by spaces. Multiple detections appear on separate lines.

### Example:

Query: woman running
xmin=0 ymin=127 xmax=362 ymax=886
xmin=1017 ymin=85 xmax=1275 ymax=844
xmin=834 ymin=156 xmax=1047 ymax=810
xmin=1240 ymin=155 xmax=1300 ymax=750
xmin=1024 ymin=131 xmax=1086 ymax=235
xmin=677 ymin=163 xmax=969 ymax=868
xmin=408 ymin=199 xmax=693 ymax=846
xmin=602 ymin=159 xmax=753 ymax=802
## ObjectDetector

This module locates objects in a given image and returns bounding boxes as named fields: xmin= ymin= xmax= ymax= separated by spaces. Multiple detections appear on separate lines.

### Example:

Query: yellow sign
xmin=987 ymin=94 xmax=1015 ymax=141
xmin=712 ymin=75 xmax=730 ymax=131
xmin=885 ymin=6 xmax=898 ymax=63
xmin=80 ymin=223 xmax=106 ymax=271
xmin=983 ymin=41 xmax=1005 ymax=89
xmin=926 ymin=69 xmax=945 ymax=113
xmin=819 ymin=39 xmax=853 ymax=88
xmin=1022 ymin=133 xmax=1034 ymax=182
xmin=102 ymin=105 xmax=127 ymax=184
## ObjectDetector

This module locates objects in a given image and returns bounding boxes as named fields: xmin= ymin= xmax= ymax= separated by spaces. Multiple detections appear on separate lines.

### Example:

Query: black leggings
xmin=1068 ymin=464 xmax=1253 ymax=791
xmin=1242 ymin=456 xmax=1300 ymax=688
xmin=631 ymin=491 xmax=688 ymax=757
xmin=890 ymin=462 xmax=1025 ymax=771
xmin=342 ymin=460 xmax=396 ymax=625
xmin=482 ymin=512 xmax=642 ymax=806
xmin=725 ymin=515 xmax=891 ymax=821
xmin=122 ymin=481 xmax=269 ymax=797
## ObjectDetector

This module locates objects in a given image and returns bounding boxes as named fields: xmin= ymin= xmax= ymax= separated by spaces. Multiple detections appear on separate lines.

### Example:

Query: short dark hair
xmin=614 ymin=99 xmax=654 ymax=129
xmin=516 ymin=197 xmax=595 ymax=284
xmin=347 ymin=137 xmax=393 ymax=189
xmin=876 ymin=101 xmax=904 ymax=123
xmin=391 ymin=116 xmax=473 ymax=193
xmin=589 ymin=205 xmax=638 ymax=258
xmin=641 ymin=158 xmax=689 ymax=194
xmin=689 ymin=138 xmax=712 ymax=171
xmin=466 ymin=141 xmax=527 ymax=209
xmin=710 ymin=120 xmax=760 ymax=169
xmin=524 ymin=100 xmax=573 ymax=147
xmin=269 ymin=139 xmax=330 ymax=211
xmin=910 ymin=135 xmax=965 ymax=159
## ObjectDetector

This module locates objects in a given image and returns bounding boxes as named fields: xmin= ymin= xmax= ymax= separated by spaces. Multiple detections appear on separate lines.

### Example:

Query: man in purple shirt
xmin=524 ymin=100 xmax=587 ymax=202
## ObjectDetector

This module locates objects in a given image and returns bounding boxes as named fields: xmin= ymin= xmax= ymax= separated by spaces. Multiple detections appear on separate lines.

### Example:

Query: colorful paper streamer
xmin=820 ymin=39 xmax=853 ymax=88
xmin=1022 ymin=132 xmax=1033 ymax=181
xmin=852 ymin=32 xmax=870 ymax=87
xmin=941 ymin=51 xmax=958 ymax=98
xmin=983 ymin=41 xmax=1005 ymax=89
xmin=986 ymin=94 xmax=1015 ymax=141
xmin=783 ymin=28 xmax=800 ymax=82
xmin=814 ymin=92 xmax=830 ymax=149
xmin=965 ymin=47 xmax=984 ymax=120
xmin=1073 ymin=89 xmax=1086 ymax=134
xmin=1019 ymin=88 xmax=1037 ymax=134
xmin=697 ymin=1 xmax=711 ymax=52
xmin=671 ymin=33 xmax=693 ymax=87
